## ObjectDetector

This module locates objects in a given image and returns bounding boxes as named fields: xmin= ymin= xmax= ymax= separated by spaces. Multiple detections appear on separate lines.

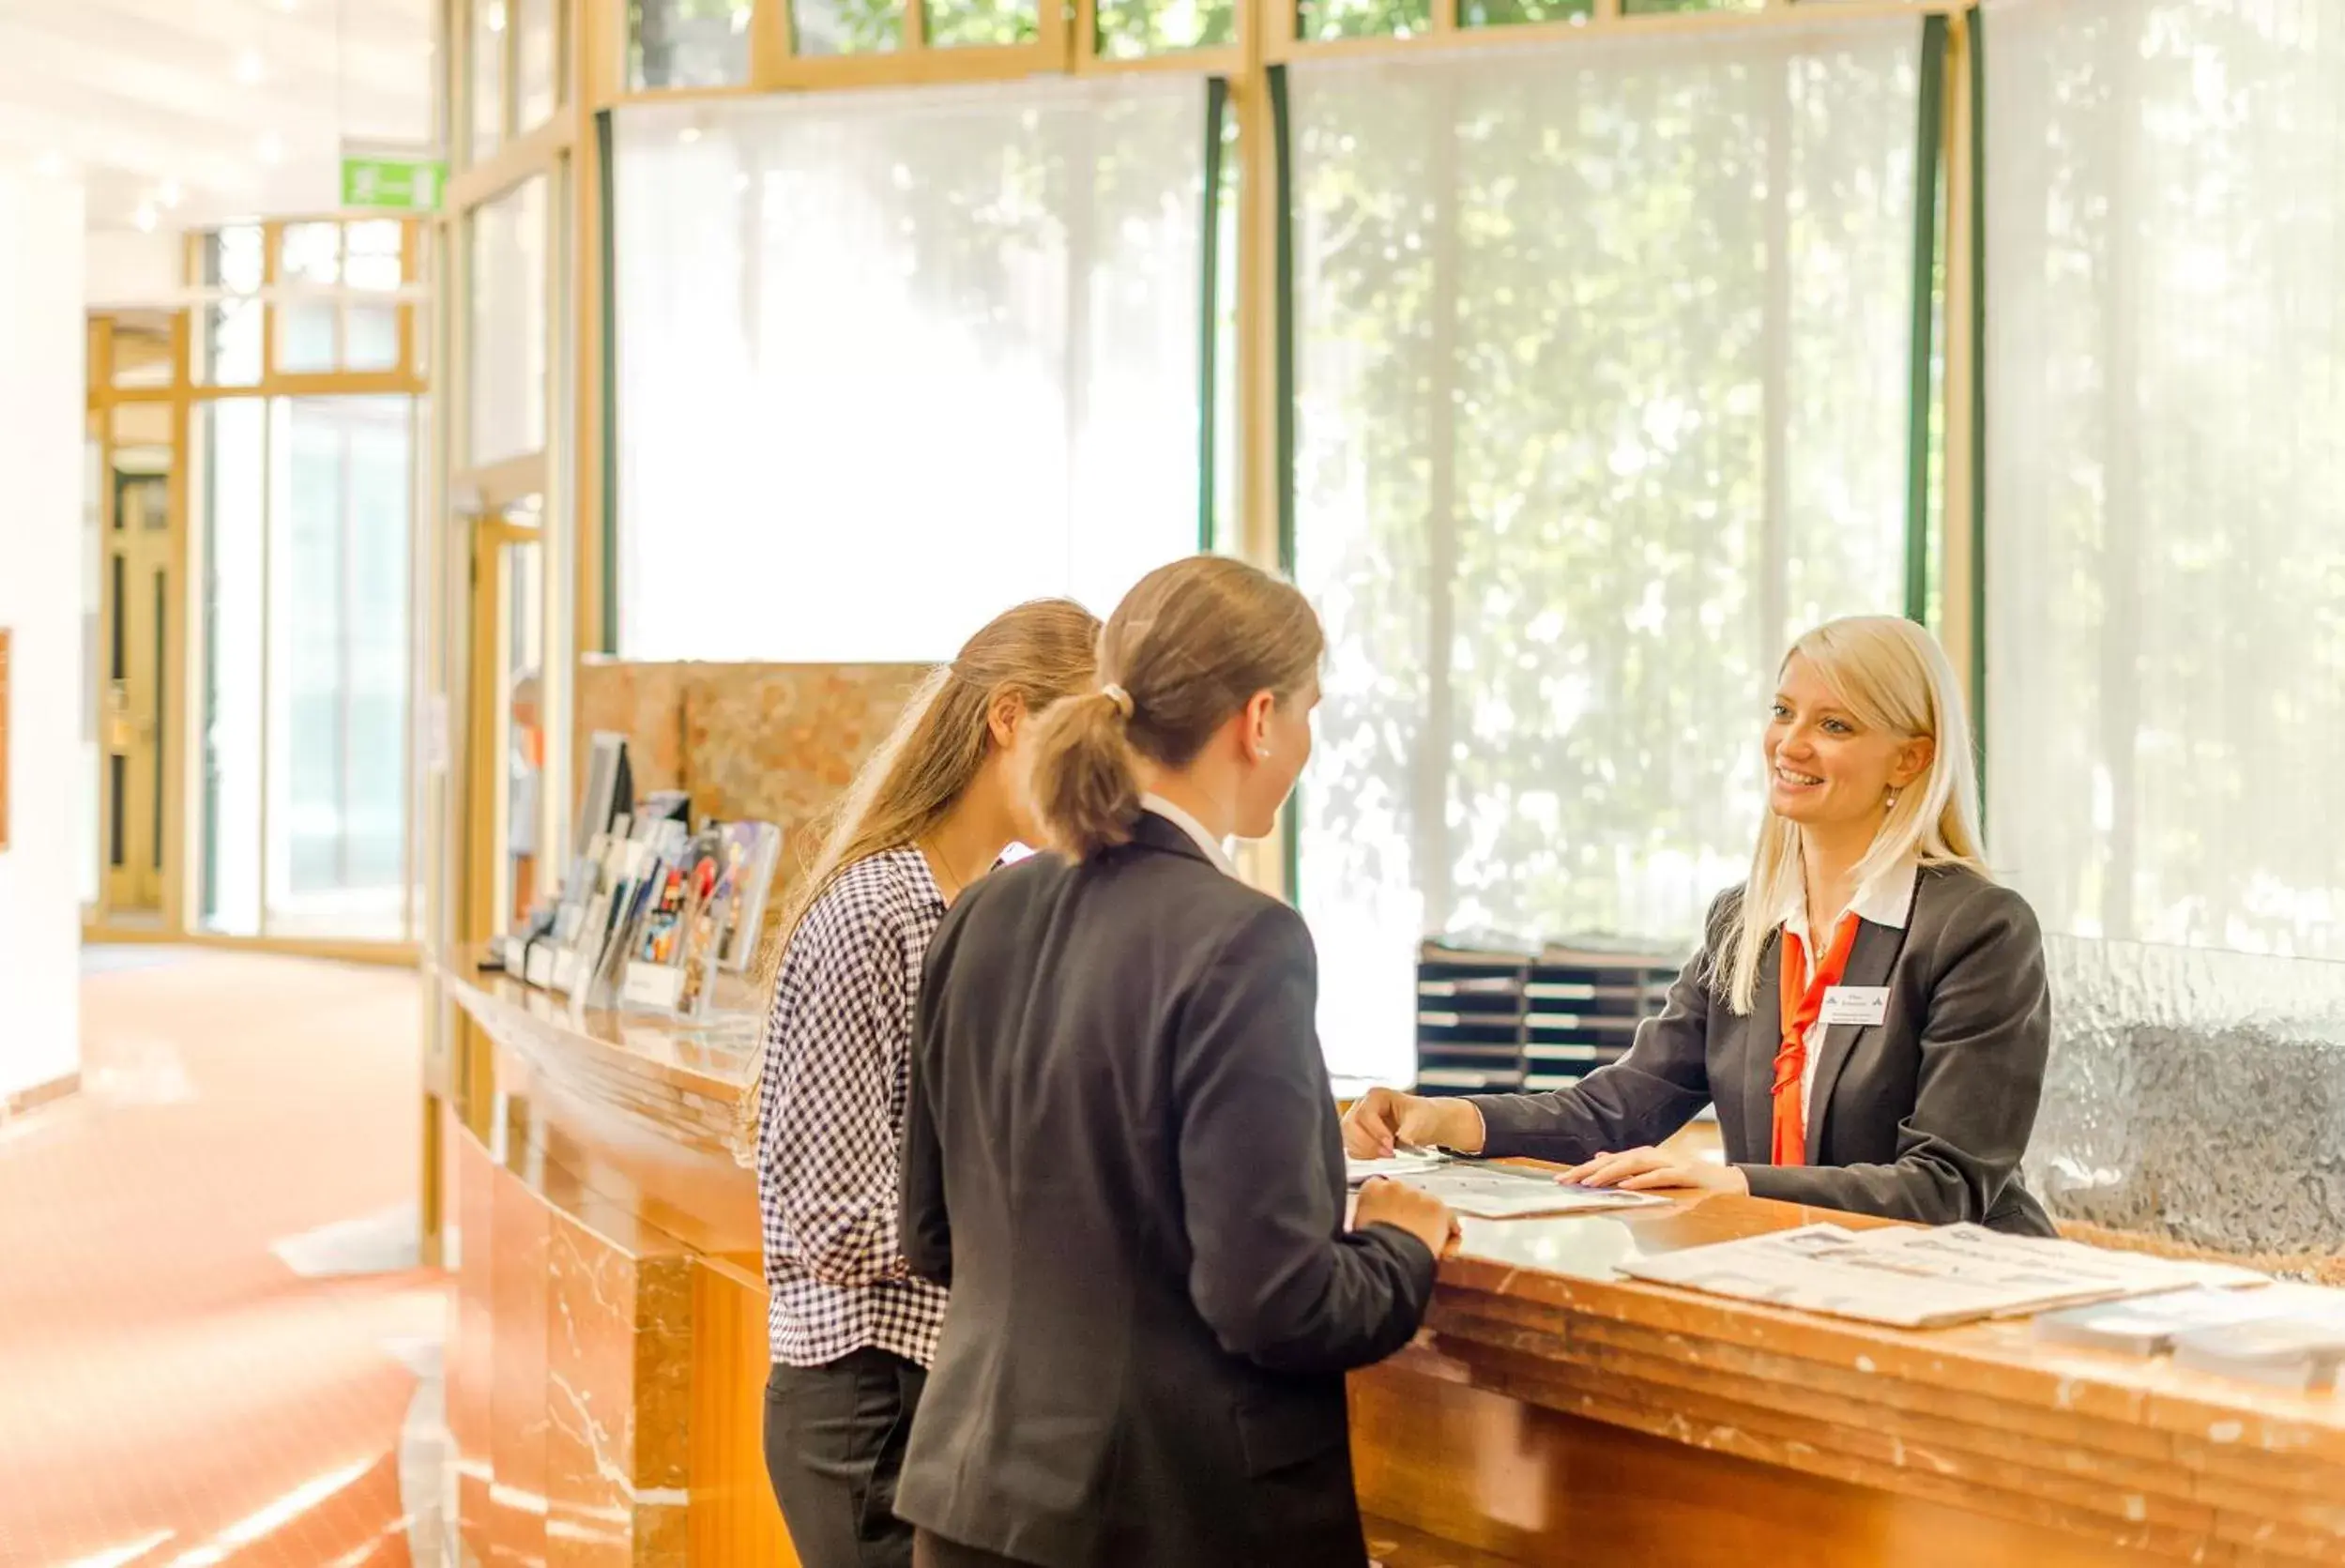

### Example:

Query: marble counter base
xmin=448 ymin=1114 xmax=793 ymax=1568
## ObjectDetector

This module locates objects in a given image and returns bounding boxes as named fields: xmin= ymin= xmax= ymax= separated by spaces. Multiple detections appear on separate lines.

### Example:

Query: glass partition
xmin=1289 ymin=24 xmax=1926 ymax=1083
xmin=609 ymin=79 xmax=1210 ymax=661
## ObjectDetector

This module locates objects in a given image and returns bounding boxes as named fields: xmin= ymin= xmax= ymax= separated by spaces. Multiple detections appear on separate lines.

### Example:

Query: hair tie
xmin=1100 ymin=683 xmax=1134 ymax=721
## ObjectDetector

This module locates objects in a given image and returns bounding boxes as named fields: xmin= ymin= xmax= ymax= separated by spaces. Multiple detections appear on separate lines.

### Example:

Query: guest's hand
xmin=1352 ymin=1178 xmax=1462 ymax=1259
xmin=1342 ymin=1088 xmax=1485 ymax=1159
xmin=1561 ymin=1147 xmax=1749 ymax=1195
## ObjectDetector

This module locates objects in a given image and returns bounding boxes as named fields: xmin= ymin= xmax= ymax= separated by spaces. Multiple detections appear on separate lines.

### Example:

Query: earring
xmin=1885 ymin=788 xmax=1900 ymax=809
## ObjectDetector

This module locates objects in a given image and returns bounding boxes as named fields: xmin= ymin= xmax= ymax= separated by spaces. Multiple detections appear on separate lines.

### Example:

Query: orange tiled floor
xmin=0 ymin=951 xmax=447 ymax=1568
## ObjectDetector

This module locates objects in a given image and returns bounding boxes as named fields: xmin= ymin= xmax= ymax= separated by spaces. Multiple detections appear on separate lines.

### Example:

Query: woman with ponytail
xmin=1344 ymin=615 xmax=2057 ymax=1235
xmin=894 ymin=556 xmax=1455 ymax=1568
xmin=755 ymin=598 xmax=1099 ymax=1568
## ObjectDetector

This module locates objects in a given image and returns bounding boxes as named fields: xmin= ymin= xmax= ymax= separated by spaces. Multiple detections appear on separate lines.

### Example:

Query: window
xmin=197 ymin=398 xmax=421 ymax=941
xmin=610 ymin=80 xmax=1211 ymax=661
xmin=469 ymin=177 xmax=551 ymax=465
xmin=1985 ymin=0 xmax=2345 ymax=962
xmin=630 ymin=0 xmax=754 ymax=86
xmin=1290 ymin=24 xmax=1925 ymax=1084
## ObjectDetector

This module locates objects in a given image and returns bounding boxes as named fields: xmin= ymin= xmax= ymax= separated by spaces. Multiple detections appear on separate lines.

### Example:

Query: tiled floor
xmin=0 ymin=951 xmax=449 ymax=1568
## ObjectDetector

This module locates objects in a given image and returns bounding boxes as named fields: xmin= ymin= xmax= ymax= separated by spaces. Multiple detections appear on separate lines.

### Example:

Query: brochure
xmin=1619 ymin=1223 xmax=2265 ymax=1329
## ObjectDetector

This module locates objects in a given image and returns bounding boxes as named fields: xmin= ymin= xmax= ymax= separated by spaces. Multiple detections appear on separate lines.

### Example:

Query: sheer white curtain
xmin=1291 ymin=23 xmax=1923 ymax=1085
xmin=613 ymin=79 xmax=1209 ymax=662
xmin=1986 ymin=0 xmax=2345 ymax=958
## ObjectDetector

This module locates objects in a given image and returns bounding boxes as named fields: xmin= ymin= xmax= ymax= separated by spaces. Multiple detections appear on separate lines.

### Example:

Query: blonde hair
xmin=1721 ymin=615 xmax=1987 ymax=1014
xmin=736 ymin=598 xmax=1100 ymax=1155
xmin=1028 ymin=556 xmax=1323 ymax=860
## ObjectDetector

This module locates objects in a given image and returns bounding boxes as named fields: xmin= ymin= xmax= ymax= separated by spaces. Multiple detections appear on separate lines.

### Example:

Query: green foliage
xmin=1291 ymin=39 xmax=1920 ymax=947
xmin=1095 ymin=0 xmax=1238 ymax=58
xmin=928 ymin=0 xmax=1043 ymax=46
xmin=1463 ymin=0 xmax=1591 ymax=28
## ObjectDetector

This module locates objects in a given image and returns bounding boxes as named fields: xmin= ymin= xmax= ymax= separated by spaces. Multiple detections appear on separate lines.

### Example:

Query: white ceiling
xmin=0 ymin=0 xmax=434 ymax=233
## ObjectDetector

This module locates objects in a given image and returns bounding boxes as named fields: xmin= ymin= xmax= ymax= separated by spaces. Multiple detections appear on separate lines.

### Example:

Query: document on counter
xmin=1619 ymin=1222 xmax=2266 ymax=1329
xmin=1347 ymin=1150 xmax=1667 ymax=1219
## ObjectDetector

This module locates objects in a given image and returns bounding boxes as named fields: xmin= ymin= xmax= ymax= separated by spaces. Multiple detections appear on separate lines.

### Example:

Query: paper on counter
xmin=1350 ymin=1151 xmax=1667 ymax=1219
xmin=1621 ymin=1222 xmax=2267 ymax=1330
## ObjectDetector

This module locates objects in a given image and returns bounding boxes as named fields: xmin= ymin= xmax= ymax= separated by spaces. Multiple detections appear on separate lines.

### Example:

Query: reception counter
xmin=444 ymin=962 xmax=2345 ymax=1568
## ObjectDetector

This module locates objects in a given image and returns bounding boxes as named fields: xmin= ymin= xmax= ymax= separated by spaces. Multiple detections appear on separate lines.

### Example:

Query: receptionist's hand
xmin=1342 ymin=1088 xmax=1485 ymax=1159
xmin=1561 ymin=1147 xmax=1750 ymax=1195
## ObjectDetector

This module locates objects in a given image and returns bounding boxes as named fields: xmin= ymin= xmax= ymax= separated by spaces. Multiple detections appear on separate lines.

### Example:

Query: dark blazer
xmin=897 ymin=812 xmax=1437 ymax=1568
xmin=1469 ymin=863 xmax=2056 ymax=1235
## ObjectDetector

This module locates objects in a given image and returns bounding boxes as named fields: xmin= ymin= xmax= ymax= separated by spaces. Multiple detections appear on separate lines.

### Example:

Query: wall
xmin=573 ymin=659 xmax=926 ymax=880
xmin=84 ymin=228 xmax=182 ymax=309
xmin=0 ymin=165 xmax=87 ymax=1104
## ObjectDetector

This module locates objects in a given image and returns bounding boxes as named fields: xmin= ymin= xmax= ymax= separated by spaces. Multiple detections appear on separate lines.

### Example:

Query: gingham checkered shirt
xmin=757 ymin=848 xmax=949 ymax=1368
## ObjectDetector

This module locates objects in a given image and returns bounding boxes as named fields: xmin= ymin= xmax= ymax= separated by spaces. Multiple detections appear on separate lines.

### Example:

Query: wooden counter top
xmin=1364 ymin=1180 xmax=2345 ymax=1564
xmin=443 ymin=955 xmax=760 ymax=1162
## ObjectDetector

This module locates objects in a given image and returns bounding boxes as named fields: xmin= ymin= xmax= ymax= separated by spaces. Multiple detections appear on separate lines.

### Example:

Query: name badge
xmin=1819 ymin=986 xmax=1890 ymax=1028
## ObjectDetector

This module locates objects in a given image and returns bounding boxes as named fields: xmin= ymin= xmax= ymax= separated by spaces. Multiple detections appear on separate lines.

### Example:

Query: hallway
xmin=0 ymin=952 xmax=445 ymax=1568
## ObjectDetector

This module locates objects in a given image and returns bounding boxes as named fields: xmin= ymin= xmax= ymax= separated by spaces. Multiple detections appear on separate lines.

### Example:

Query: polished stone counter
xmin=1357 ymin=1188 xmax=2345 ymax=1565
xmin=443 ymin=967 xmax=2345 ymax=1566
xmin=444 ymin=957 xmax=762 ymax=1163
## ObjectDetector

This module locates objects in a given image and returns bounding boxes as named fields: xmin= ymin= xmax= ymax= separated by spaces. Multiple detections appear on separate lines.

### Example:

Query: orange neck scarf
xmin=1771 ymin=912 xmax=1861 ymax=1166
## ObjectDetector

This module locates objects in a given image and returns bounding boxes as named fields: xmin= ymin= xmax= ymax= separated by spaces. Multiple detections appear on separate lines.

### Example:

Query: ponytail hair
xmin=1028 ymin=556 xmax=1323 ymax=860
xmin=736 ymin=596 xmax=1101 ymax=1158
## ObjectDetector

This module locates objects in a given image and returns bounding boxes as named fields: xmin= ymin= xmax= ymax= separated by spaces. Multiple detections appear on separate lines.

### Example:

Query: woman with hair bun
xmin=895 ymin=555 xmax=1455 ymax=1568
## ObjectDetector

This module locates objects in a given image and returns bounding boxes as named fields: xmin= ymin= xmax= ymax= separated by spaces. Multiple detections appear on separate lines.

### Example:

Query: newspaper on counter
xmin=1618 ymin=1222 xmax=2266 ymax=1329
xmin=1346 ymin=1150 xmax=1668 ymax=1219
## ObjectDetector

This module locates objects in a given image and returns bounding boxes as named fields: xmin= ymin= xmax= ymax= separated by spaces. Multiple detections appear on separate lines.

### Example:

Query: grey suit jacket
xmin=1466 ymin=863 xmax=2056 ymax=1235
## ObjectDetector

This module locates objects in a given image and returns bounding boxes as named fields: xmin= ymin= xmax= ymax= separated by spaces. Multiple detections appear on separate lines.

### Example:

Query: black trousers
xmin=764 ymin=1348 xmax=929 ymax=1568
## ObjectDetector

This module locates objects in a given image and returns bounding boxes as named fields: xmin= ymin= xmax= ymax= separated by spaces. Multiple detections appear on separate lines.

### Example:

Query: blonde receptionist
xmin=1344 ymin=616 xmax=2056 ymax=1236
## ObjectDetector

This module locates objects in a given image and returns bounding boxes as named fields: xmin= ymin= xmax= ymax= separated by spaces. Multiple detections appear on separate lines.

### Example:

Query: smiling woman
xmin=1344 ymin=615 xmax=2059 ymax=1236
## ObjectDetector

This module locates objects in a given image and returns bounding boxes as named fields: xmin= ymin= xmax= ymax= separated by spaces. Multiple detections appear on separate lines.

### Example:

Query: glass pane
xmin=472 ymin=0 xmax=508 ymax=160
xmin=1986 ymin=0 xmax=2345 ymax=963
xmin=1623 ymin=0 xmax=1760 ymax=11
xmin=267 ymin=398 xmax=416 ymax=939
xmin=469 ymin=177 xmax=549 ymax=466
xmin=83 ymin=419 xmax=103 ymax=909
xmin=346 ymin=304 xmax=403 ymax=372
xmin=518 ymin=0 xmax=557 ymax=128
xmin=1300 ymin=0 xmax=1428 ymax=39
xmin=108 ymin=311 xmax=175 ymax=389
xmin=629 ymin=0 xmax=754 ymax=86
xmin=106 ymin=403 xmax=175 ymax=915
xmin=281 ymin=221 xmax=341 ymax=286
xmin=495 ymin=522 xmax=546 ymax=936
xmin=792 ymin=0 xmax=901 ymax=54
xmin=1289 ymin=31 xmax=1921 ymax=1084
xmin=1096 ymin=0 xmax=1237 ymax=57
xmin=278 ymin=299 xmax=339 ymax=373
xmin=611 ymin=84 xmax=1204 ymax=661
xmin=199 ymin=297 xmax=263 ymax=387
xmin=927 ymin=0 xmax=1038 ymax=47
xmin=198 ymin=400 xmax=267 ymax=936
xmin=347 ymin=221 xmax=404 ymax=291
xmin=205 ymin=226 xmax=266 ymax=293
xmin=1464 ymin=0 xmax=1591 ymax=23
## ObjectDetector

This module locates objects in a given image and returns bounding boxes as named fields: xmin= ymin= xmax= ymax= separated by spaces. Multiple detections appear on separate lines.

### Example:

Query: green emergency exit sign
xmin=342 ymin=156 xmax=447 ymax=212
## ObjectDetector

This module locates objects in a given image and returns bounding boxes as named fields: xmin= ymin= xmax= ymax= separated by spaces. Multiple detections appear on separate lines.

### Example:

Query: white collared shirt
xmin=1776 ymin=859 xmax=1918 ymax=1131
xmin=1138 ymin=792 xmax=1236 ymax=878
